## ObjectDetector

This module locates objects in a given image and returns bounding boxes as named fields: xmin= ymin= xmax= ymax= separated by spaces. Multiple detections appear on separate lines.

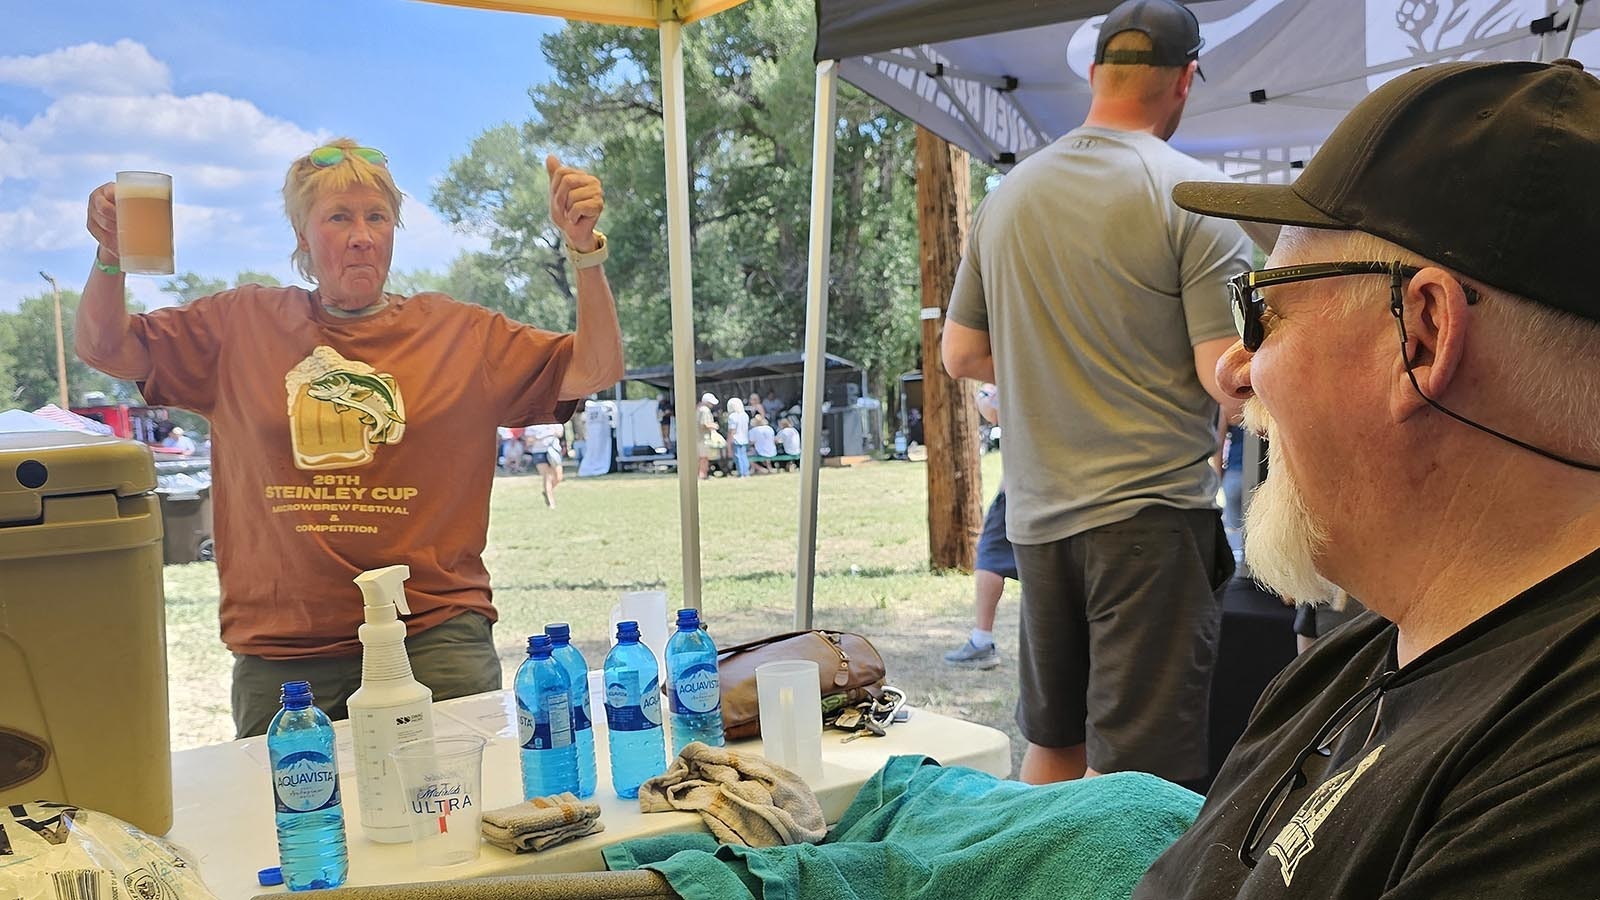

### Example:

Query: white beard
xmin=1241 ymin=399 xmax=1341 ymax=605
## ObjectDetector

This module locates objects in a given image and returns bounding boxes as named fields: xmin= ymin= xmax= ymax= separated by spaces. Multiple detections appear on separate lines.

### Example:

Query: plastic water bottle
xmin=515 ymin=634 xmax=579 ymax=798
xmin=665 ymin=608 xmax=725 ymax=755
xmin=267 ymin=681 xmax=348 ymax=892
xmin=603 ymin=620 xmax=666 ymax=799
xmin=545 ymin=622 xmax=597 ymax=798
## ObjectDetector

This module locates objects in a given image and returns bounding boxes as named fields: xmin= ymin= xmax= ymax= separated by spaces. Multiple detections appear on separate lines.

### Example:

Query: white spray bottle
xmin=346 ymin=564 xmax=434 ymax=843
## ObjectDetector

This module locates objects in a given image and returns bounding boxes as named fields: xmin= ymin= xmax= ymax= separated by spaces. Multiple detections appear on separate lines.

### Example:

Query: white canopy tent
xmin=814 ymin=0 xmax=1599 ymax=173
xmin=790 ymin=0 xmax=1600 ymax=620
xmin=417 ymin=0 xmax=1598 ymax=628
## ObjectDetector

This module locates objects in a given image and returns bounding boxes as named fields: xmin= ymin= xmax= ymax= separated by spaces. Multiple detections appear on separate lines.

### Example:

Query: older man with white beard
xmin=1133 ymin=58 xmax=1600 ymax=899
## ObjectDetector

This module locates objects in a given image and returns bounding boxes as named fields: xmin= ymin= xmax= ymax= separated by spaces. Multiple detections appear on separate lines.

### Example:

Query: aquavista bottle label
xmin=274 ymin=750 xmax=342 ymax=813
xmin=669 ymin=663 xmax=721 ymax=714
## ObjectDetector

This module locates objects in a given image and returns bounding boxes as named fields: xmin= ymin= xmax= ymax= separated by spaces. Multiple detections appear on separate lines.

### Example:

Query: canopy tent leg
xmin=794 ymin=60 xmax=839 ymax=630
xmin=660 ymin=18 xmax=703 ymax=610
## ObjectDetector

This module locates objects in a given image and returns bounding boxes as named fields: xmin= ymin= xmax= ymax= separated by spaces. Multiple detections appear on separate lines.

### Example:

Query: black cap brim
xmin=1172 ymin=181 xmax=1346 ymax=229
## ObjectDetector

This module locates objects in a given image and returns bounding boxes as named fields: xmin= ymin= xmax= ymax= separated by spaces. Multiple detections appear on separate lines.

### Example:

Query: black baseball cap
xmin=1095 ymin=0 xmax=1204 ymax=68
xmin=1174 ymin=59 xmax=1600 ymax=324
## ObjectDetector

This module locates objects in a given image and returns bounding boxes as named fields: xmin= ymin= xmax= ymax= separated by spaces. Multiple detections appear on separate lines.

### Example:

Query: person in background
xmin=658 ymin=393 xmax=673 ymax=450
xmin=568 ymin=402 xmax=587 ymax=462
xmin=777 ymin=417 xmax=801 ymax=463
xmin=748 ymin=412 xmax=777 ymax=474
xmin=1137 ymin=57 xmax=1600 ymax=898
xmin=726 ymin=397 xmax=751 ymax=478
xmin=762 ymin=389 xmax=784 ymax=423
xmin=161 ymin=425 xmax=197 ymax=456
xmin=76 ymin=138 xmax=623 ymax=736
xmin=944 ymin=383 xmax=1015 ymax=670
xmin=696 ymin=392 xmax=721 ymax=480
xmin=1220 ymin=422 xmax=1244 ymax=560
xmin=942 ymin=0 xmax=1248 ymax=787
xmin=526 ymin=421 xmax=565 ymax=508
xmin=498 ymin=425 xmax=524 ymax=474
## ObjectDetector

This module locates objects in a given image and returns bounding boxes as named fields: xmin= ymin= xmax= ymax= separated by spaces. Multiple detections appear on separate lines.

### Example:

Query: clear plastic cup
xmin=388 ymin=735 xmax=486 ymax=867
xmin=755 ymin=660 xmax=823 ymax=782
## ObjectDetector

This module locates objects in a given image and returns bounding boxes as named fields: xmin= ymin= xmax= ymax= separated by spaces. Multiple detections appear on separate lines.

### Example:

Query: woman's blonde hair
xmin=282 ymin=137 xmax=405 ymax=282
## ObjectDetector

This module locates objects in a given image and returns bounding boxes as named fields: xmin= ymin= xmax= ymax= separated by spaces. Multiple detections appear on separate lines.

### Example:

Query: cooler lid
xmin=0 ymin=431 xmax=156 ymax=525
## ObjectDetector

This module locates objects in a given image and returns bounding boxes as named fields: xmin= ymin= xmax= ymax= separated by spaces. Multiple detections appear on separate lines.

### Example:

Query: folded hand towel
xmin=480 ymin=792 xmax=605 ymax=853
xmin=637 ymin=741 xmax=826 ymax=847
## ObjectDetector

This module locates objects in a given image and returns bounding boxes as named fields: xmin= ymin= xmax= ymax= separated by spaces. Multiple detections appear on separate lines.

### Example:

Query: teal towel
xmin=604 ymin=755 xmax=1201 ymax=900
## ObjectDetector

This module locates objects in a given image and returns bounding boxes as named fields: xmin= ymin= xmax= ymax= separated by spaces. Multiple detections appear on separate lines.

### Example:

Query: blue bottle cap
xmin=616 ymin=620 xmax=641 ymax=642
xmin=545 ymin=622 xmax=571 ymax=643
xmin=675 ymin=608 xmax=700 ymax=630
xmin=257 ymin=867 xmax=283 ymax=887
xmin=279 ymin=681 xmax=313 ymax=710
xmin=527 ymin=634 xmax=554 ymax=657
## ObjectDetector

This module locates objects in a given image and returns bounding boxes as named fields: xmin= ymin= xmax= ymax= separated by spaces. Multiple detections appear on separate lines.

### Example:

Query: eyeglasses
xmin=1229 ymin=260 xmax=1599 ymax=472
xmin=308 ymin=146 xmax=388 ymax=168
xmin=1238 ymin=670 xmax=1396 ymax=868
xmin=1225 ymin=261 xmax=1477 ymax=352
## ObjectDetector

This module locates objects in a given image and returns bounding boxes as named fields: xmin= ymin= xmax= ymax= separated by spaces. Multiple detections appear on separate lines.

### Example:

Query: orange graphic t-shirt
xmin=131 ymin=285 xmax=575 ymax=658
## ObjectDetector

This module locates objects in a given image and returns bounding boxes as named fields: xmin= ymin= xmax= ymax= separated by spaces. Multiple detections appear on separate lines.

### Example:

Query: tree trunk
xmin=915 ymin=126 xmax=982 ymax=572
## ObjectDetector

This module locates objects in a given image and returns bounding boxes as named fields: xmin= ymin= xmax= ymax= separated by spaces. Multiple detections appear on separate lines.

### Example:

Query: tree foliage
xmin=3 ymin=290 xmax=138 ymax=409
xmin=431 ymin=0 xmax=930 ymax=394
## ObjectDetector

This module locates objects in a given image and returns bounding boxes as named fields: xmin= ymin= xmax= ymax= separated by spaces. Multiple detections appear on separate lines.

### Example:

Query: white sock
xmin=970 ymin=629 xmax=994 ymax=649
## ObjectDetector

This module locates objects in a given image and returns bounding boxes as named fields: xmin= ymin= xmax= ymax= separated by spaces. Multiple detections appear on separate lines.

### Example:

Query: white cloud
xmin=0 ymin=198 xmax=83 ymax=253
xmin=396 ymin=194 xmax=488 ymax=273
xmin=0 ymin=39 xmax=170 ymax=98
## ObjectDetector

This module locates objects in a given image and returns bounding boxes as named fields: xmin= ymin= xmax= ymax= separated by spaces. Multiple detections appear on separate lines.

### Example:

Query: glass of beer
xmin=115 ymin=171 xmax=175 ymax=275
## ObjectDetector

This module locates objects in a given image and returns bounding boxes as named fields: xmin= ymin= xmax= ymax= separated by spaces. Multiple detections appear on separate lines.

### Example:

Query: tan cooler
xmin=0 ymin=430 xmax=171 ymax=834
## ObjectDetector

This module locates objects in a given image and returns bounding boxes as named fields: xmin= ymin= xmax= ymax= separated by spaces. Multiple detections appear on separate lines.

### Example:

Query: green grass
xmin=163 ymin=453 xmax=1024 ymax=773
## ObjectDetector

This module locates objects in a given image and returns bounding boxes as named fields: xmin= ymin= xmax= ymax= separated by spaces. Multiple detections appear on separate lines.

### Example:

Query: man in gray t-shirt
xmin=944 ymin=0 xmax=1249 ymax=788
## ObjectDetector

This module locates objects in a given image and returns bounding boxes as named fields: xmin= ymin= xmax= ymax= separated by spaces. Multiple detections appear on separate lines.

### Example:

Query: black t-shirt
xmin=1136 ymin=548 xmax=1600 ymax=899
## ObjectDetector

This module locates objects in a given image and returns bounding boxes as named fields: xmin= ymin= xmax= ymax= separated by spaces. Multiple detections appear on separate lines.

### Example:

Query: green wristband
xmin=93 ymin=255 xmax=122 ymax=276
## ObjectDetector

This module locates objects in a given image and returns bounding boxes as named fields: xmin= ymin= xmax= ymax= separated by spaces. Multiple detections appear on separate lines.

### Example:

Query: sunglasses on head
xmin=309 ymin=146 xmax=388 ymax=168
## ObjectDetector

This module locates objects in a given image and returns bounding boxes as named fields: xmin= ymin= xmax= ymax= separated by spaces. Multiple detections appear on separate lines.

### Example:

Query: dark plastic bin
xmin=157 ymin=485 xmax=213 ymax=564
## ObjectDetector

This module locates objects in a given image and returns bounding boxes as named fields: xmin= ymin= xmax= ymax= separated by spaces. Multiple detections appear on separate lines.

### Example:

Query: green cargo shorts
xmin=231 ymin=611 xmax=501 ymax=738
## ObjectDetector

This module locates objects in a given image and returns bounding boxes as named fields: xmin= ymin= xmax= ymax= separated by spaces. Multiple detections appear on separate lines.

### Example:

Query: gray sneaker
xmin=944 ymin=639 xmax=1000 ymax=669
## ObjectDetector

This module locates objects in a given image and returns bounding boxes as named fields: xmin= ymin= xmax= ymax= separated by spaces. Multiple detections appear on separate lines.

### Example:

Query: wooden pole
xmin=914 ymin=126 xmax=982 ymax=571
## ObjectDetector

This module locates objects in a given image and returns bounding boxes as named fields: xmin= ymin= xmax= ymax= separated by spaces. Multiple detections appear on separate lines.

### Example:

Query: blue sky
xmin=0 ymin=0 xmax=567 ymax=312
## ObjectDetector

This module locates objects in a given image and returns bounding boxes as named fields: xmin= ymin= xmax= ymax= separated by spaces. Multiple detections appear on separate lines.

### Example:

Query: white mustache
xmin=1241 ymin=397 xmax=1273 ymax=442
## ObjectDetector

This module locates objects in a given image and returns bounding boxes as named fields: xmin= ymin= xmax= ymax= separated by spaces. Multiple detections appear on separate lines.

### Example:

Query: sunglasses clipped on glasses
xmin=1227 ymin=259 xmax=1600 ymax=473
xmin=309 ymin=146 xmax=388 ymax=168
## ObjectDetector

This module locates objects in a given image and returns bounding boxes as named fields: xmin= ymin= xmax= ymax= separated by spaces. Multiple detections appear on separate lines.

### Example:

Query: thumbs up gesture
xmin=547 ymin=155 xmax=603 ymax=253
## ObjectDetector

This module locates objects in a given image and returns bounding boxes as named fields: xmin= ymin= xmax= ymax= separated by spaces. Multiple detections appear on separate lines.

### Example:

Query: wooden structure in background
xmin=914 ymin=126 xmax=982 ymax=571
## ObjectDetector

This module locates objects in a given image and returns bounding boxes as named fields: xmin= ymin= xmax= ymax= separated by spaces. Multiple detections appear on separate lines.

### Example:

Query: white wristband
xmin=565 ymin=231 xmax=608 ymax=270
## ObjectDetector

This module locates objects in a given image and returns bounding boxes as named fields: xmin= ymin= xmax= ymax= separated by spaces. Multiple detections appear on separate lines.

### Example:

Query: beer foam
xmin=117 ymin=183 xmax=170 ymax=201
xmin=284 ymin=346 xmax=377 ymax=416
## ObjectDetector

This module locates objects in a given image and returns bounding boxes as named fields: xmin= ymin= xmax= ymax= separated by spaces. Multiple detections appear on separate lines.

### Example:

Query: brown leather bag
xmin=717 ymin=630 xmax=887 ymax=740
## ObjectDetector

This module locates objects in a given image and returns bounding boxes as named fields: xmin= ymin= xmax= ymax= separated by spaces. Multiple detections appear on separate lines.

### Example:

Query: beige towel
xmin=480 ymin=793 xmax=605 ymax=853
xmin=637 ymin=741 xmax=826 ymax=847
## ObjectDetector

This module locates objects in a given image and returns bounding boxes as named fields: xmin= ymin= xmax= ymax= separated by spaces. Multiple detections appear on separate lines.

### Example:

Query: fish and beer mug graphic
xmin=285 ymin=346 xmax=407 ymax=470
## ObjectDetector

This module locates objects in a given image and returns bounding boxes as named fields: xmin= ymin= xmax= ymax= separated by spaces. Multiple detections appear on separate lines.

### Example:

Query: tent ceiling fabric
xmin=818 ymin=0 xmax=1600 ymax=170
xmin=417 ymin=0 xmax=748 ymax=27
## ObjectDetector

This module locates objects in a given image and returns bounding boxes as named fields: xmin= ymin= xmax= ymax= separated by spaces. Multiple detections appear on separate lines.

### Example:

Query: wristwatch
xmin=565 ymin=230 xmax=608 ymax=270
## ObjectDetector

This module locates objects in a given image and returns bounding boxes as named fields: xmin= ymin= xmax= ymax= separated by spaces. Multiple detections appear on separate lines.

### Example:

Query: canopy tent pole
xmin=660 ymin=17 xmax=704 ymax=610
xmin=793 ymin=60 xmax=839 ymax=630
